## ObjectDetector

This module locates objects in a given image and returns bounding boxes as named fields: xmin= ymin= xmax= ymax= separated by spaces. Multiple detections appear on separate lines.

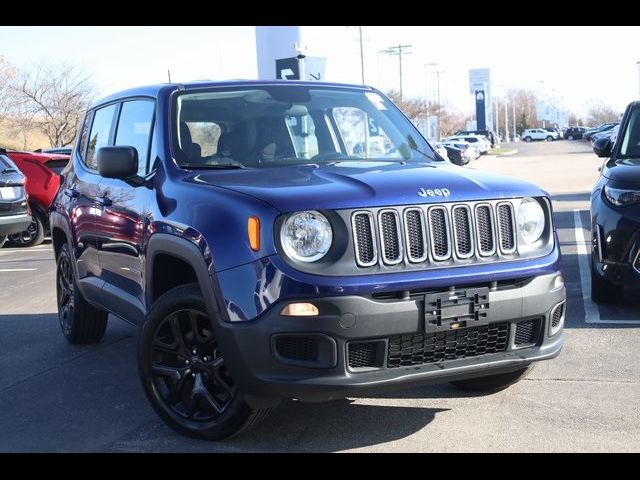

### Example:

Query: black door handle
xmin=96 ymin=196 xmax=112 ymax=207
xmin=64 ymin=188 xmax=79 ymax=198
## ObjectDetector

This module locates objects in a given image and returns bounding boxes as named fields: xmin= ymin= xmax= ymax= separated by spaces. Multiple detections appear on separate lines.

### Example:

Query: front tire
xmin=9 ymin=210 xmax=45 ymax=247
xmin=451 ymin=365 xmax=533 ymax=393
xmin=138 ymin=284 xmax=270 ymax=440
xmin=567 ymin=135 xmax=574 ymax=140
xmin=546 ymin=136 xmax=554 ymax=142
xmin=524 ymin=136 xmax=532 ymax=142
xmin=56 ymin=243 xmax=108 ymax=343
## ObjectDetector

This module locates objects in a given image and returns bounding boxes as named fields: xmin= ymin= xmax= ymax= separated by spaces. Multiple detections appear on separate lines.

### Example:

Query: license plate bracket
xmin=424 ymin=287 xmax=490 ymax=332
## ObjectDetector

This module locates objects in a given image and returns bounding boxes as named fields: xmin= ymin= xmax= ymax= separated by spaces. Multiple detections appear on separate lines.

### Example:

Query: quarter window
xmin=86 ymin=104 xmax=117 ymax=170
xmin=114 ymin=100 xmax=155 ymax=176
xmin=77 ymin=111 xmax=93 ymax=161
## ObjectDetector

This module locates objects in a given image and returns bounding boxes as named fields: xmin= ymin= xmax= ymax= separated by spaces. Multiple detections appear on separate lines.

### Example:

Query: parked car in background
xmin=584 ymin=123 xmax=619 ymax=142
xmin=439 ymin=139 xmax=479 ymax=160
xmin=435 ymin=142 xmax=470 ymax=165
xmin=590 ymin=101 xmax=640 ymax=303
xmin=592 ymin=125 xmax=620 ymax=145
xmin=433 ymin=144 xmax=449 ymax=161
xmin=0 ymin=149 xmax=31 ymax=248
xmin=445 ymin=135 xmax=490 ymax=154
xmin=5 ymin=150 xmax=70 ymax=246
xmin=544 ymin=128 xmax=561 ymax=140
xmin=521 ymin=129 xmax=555 ymax=142
xmin=34 ymin=147 xmax=73 ymax=155
xmin=564 ymin=127 xmax=588 ymax=140
xmin=454 ymin=129 xmax=497 ymax=147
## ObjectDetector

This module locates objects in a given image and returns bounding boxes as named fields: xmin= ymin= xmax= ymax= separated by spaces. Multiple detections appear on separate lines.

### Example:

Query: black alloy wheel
xmin=148 ymin=308 xmax=236 ymax=422
xmin=9 ymin=211 xmax=45 ymax=247
xmin=138 ymin=284 xmax=270 ymax=440
xmin=57 ymin=251 xmax=75 ymax=336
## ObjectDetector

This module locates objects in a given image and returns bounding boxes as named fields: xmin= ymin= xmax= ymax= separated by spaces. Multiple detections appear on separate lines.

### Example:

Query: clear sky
xmin=1 ymin=26 xmax=638 ymax=118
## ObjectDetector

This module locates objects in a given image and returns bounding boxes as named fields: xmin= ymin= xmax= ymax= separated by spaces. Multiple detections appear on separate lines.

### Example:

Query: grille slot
xmin=452 ymin=205 xmax=474 ymax=258
xmin=497 ymin=202 xmax=516 ymax=254
xmin=274 ymin=336 xmax=319 ymax=362
xmin=378 ymin=210 xmax=403 ymax=264
xmin=347 ymin=341 xmax=383 ymax=369
xmin=551 ymin=304 xmax=563 ymax=327
xmin=387 ymin=322 xmax=510 ymax=368
xmin=428 ymin=206 xmax=451 ymax=261
xmin=404 ymin=208 xmax=427 ymax=262
xmin=475 ymin=204 xmax=495 ymax=255
xmin=514 ymin=319 xmax=539 ymax=346
xmin=352 ymin=212 xmax=377 ymax=267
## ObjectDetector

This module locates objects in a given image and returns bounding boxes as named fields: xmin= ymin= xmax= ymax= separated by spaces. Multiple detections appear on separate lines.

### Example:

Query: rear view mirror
xmin=593 ymin=137 xmax=612 ymax=158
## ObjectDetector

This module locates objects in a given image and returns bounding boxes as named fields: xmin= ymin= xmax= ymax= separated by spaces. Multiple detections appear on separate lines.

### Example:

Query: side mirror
xmin=592 ymin=137 xmax=612 ymax=158
xmin=97 ymin=146 xmax=139 ymax=180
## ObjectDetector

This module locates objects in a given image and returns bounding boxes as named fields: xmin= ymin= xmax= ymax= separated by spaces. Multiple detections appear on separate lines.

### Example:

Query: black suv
xmin=0 ymin=150 xmax=31 ymax=248
xmin=564 ymin=127 xmax=587 ymax=140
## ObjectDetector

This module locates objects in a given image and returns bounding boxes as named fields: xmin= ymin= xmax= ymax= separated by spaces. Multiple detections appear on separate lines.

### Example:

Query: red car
xmin=5 ymin=150 xmax=70 ymax=247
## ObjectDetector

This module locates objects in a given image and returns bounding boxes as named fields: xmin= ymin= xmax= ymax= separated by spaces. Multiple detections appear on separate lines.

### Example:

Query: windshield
xmin=171 ymin=85 xmax=437 ymax=169
xmin=619 ymin=109 xmax=640 ymax=159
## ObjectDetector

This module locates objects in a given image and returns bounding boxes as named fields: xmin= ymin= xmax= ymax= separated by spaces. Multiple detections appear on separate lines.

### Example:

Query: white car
xmin=439 ymin=139 xmax=480 ymax=160
xmin=445 ymin=135 xmax=491 ymax=154
xmin=521 ymin=129 xmax=555 ymax=142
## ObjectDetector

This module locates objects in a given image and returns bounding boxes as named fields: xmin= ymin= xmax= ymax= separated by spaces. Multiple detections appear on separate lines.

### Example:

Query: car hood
xmin=188 ymin=161 xmax=546 ymax=212
xmin=603 ymin=158 xmax=640 ymax=183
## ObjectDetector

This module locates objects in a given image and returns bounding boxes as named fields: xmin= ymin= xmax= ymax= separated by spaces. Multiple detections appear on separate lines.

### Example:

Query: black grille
xmin=353 ymin=213 xmax=376 ymax=266
xmin=275 ymin=336 xmax=319 ymax=362
xmin=551 ymin=303 xmax=564 ymax=328
xmin=387 ymin=322 xmax=510 ymax=368
xmin=475 ymin=205 xmax=495 ymax=254
xmin=404 ymin=209 xmax=426 ymax=262
xmin=429 ymin=208 xmax=450 ymax=260
xmin=497 ymin=203 xmax=515 ymax=253
xmin=379 ymin=211 xmax=401 ymax=263
xmin=453 ymin=206 xmax=473 ymax=256
xmin=514 ymin=319 xmax=539 ymax=346
xmin=348 ymin=342 xmax=378 ymax=369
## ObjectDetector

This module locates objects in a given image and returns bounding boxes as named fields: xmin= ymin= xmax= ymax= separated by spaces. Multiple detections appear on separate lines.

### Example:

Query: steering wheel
xmin=310 ymin=152 xmax=350 ymax=162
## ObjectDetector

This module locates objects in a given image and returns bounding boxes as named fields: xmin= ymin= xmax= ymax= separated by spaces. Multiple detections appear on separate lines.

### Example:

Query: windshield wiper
xmin=406 ymin=134 xmax=444 ymax=162
xmin=180 ymin=163 xmax=245 ymax=170
xmin=1 ymin=168 xmax=18 ymax=174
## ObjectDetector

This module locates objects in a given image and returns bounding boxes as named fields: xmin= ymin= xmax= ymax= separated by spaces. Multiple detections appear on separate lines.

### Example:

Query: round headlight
xmin=281 ymin=211 xmax=333 ymax=262
xmin=517 ymin=198 xmax=545 ymax=243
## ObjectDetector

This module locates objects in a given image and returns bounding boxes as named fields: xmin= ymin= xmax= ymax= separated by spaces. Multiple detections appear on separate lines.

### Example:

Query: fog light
xmin=280 ymin=303 xmax=319 ymax=316
xmin=553 ymin=274 xmax=564 ymax=290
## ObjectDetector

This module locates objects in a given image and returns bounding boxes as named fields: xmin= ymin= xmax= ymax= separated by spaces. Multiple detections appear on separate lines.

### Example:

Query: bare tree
xmin=386 ymin=89 xmax=466 ymax=137
xmin=585 ymin=100 xmax=621 ymax=127
xmin=15 ymin=63 xmax=97 ymax=147
xmin=0 ymin=56 xmax=19 ymax=127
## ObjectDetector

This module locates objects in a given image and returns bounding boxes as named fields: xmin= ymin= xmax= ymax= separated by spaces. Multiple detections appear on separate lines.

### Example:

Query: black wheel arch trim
xmin=145 ymin=233 xmax=227 ymax=323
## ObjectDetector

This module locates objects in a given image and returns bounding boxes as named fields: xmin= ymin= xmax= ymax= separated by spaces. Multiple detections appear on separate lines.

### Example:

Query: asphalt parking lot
xmin=1 ymin=139 xmax=639 ymax=452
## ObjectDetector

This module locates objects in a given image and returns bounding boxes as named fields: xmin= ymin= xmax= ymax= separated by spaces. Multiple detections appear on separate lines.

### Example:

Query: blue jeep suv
xmin=51 ymin=80 xmax=565 ymax=439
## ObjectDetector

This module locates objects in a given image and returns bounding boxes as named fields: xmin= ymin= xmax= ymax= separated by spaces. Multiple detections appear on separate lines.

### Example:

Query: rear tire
xmin=451 ymin=365 xmax=533 ymax=393
xmin=9 ymin=210 xmax=45 ymax=247
xmin=590 ymin=264 xmax=624 ymax=303
xmin=567 ymin=135 xmax=574 ymax=140
xmin=138 ymin=283 xmax=271 ymax=440
xmin=524 ymin=136 xmax=532 ymax=142
xmin=546 ymin=136 xmax=554 ymax=142
xmin=56 ymin=243 xmax=108 ymax=344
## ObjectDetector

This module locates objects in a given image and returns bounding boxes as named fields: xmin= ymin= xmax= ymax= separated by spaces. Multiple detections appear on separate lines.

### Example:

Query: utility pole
xmin=504 ymin=96 xmax=509 ymax=143
xmin=512 ymin=99 xmax=516 ymax=140
xmin=379 ymin=44 xmax=413 ymax=101
xmin=358 ymin=26 xmax=365 ymax=84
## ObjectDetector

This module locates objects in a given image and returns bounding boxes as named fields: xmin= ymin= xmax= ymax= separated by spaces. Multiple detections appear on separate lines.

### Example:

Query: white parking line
xmin=573 ymin=208 xmax=640 ymax=325
xmin=0 ymin=268 xmax=37 ymax=272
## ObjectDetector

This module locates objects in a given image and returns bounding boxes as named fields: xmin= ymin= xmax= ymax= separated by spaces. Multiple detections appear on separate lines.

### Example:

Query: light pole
xmin=379 ymin=44 xmax=413 ymax=101
xmin=504 ymin=95 xmax=509 ymax=143
xmin=636 ymin=61 xmax=640 ymax=98
xmin=540 ymin=80 xmax=546 ymax=128
xmin=424 ymin=62 xmax=437 ymax=113
xmin=512 ymin=98 xmax=516 ymax=140
xmin=358 ymin=26 xmax=365 ymax=84
xmin=434 ymin=70 xmax=445 ymax=107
